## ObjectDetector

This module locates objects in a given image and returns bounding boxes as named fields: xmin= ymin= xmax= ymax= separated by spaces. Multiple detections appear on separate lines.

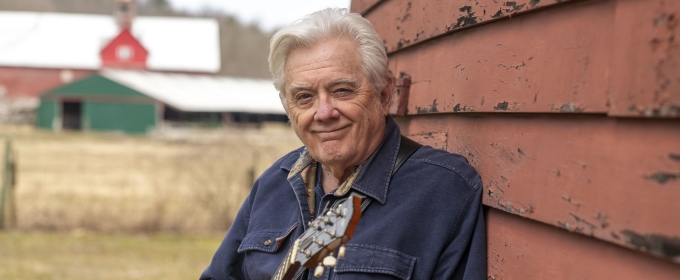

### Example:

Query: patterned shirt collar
xmin=287 ymin=148 xmax=366 ymax=218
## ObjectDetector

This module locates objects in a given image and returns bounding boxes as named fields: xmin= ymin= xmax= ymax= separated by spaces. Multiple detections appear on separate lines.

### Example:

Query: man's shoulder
xmin=407 ymin=145 xmax=482 ymax=191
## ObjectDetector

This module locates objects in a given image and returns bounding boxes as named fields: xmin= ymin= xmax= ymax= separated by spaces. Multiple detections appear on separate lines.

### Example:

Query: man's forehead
xmin=283 ymin=39 xmax=365 ymax=92
xmin=285 ymin=38 xmax=361 ymax=67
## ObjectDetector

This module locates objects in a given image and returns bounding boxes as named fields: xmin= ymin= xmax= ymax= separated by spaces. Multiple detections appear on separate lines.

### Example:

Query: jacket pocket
xmin=333 ymin=244 xmax=417 ymax=280
xmin=237 ymin=223 xmax=298 ymax=280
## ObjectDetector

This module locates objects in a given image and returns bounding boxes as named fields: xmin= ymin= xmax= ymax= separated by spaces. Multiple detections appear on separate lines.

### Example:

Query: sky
xmin=166 ymin=0 xmax=352 ymax=32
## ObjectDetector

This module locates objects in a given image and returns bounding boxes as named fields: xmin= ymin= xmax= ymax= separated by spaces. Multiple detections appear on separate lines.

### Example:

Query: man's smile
xmin=314 ymin=125 xmax=350 ymax=140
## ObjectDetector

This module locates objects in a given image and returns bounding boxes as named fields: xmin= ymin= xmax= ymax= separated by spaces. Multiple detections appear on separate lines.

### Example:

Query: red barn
xmin=100 ymin=28 xmax=148 ymax=69
xmin=0 ymin=4 xmax=220 ymax=124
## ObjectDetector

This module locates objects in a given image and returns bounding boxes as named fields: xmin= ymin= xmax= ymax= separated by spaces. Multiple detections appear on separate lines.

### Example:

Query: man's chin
xmin=313 ymin=148 xmax=350 ymax=165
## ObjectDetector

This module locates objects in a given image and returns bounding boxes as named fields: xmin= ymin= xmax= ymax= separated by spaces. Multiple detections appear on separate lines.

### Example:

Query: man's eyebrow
xmin=287 ymin=84 xmax=311 ymax=92
xmin=328 ymin=78 xmax=359 ymax=87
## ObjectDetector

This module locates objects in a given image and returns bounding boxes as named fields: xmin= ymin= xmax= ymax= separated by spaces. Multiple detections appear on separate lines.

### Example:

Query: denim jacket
xmin=201 ymin=117 xmax=486 ymax=280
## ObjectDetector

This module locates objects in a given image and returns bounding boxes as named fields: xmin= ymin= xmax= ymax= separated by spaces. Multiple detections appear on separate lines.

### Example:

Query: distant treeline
xmin=0 ymin=0 xmax=272 ymax=78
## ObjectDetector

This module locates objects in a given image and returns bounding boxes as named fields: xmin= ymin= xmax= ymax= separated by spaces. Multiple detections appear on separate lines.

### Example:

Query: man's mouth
xmin=315 ymin=126 xmax=349 ymax=139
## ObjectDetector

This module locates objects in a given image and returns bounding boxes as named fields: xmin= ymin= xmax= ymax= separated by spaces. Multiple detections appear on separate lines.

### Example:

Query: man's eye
xmin=334 ymin=88 xmax=353 ymax=96
xmin=297 ymin=93 xmax=312 ymax=100
xmin=294 ymin=93 xmax=313 ymax=106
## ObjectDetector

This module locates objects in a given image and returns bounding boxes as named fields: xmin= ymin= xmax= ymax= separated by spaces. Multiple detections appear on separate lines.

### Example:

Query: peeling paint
xmin=596 ymin=212 xmax=609 ymax=229
xmin=497 ymin=61 xmax=526 ymax=70
xmin=485 ymin=190 xmax=534 ymax=216
xmin=491 ymin=9 xmax=503 ymax=19
xmin=557 ymin=221 xmax=571 ymax=230
xmin=559 ymin=102 xmax=584 ymax=113
xmin=494 ymin=101 xmax=509 ymax=111
xmin=569 ymin=212 xmax=597 ymax=232
xmin=400 ymin=1 xmax=412 ymax=22
xmin=504 ymin=1 xmax=526 ymax=12
xmin=452 ymin=5 xmax=480 ymax=29
xmin=670 ymin=154 xmax=680 ymax=161
xmin=621 ymin=230 xmax=680 ymax=259
xmin=429 ymin=99 xmax=439 ymax=113
xmin=645 ymin=172 xmax=679 ymax=184
xmin=414 ymin=99 xmax=441 ymax=114
xmin=561 ymin=195 xmax=581 ymax=208
xmin=517 ymin=148 xmax=526 ymax=156
xmin=638 ymin=105 xmax=680 ymax=117
xmin=530 ymin=0 xmax=541 ymax=9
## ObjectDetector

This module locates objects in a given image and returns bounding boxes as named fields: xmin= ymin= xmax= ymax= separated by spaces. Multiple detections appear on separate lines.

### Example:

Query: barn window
xmin=116 ymin=45 xmax=133 ymax=61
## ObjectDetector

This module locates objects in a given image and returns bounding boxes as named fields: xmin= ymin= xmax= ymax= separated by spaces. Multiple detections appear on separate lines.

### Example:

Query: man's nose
xmin=314 ymin=94 xmax=338 ymax=121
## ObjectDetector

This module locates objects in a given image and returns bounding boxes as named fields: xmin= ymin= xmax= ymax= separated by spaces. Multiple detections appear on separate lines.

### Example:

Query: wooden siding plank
xmin=608 ymin=0 xmax=680 ymax=118
xmin=362 ymin=0 xmax=589 ymax=53
xmin=387 ymin=0 xmax=614 ymax=114
xmin=396 ymin=114 xmax=680 ymax=262
xmin=349 ymin=0 xmax=383 ymax=15
xmin=487 ymin=208 xmax=680 ymax=279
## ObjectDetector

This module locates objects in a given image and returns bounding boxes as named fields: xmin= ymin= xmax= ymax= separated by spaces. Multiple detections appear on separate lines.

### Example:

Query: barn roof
xmin=100 ymin=69 xmax=285 ymax=114
xmin=0 ymin=11 xmax=220 ymax=73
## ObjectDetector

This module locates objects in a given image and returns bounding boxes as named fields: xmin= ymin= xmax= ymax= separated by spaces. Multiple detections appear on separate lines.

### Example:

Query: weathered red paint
xmin=388 ymin=75 xmax=411 ymax=116
xmin=608 ymin=0 xmax=680 ymax=118
xmin=386 ymin=0 xmax=614 ymax=114
xmin=349 ymin=0 xmax=383 ymax=15
xmin=0 ymin=67 xmax=94 ymax=99
xmin=355 ymin=0 xmax=680 ymax=274
xmin=100 ymin=29 xmax=148 ymax=69
xmin=362 ymin=0 xmax=588 ymax=53
xmin=395 ymin=114 xmax=680 ymax=262
xmin=487 ymin=208 xmax=680 ymax=279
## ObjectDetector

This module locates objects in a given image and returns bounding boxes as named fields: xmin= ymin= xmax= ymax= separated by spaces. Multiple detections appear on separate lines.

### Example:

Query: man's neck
xmin=320 ymin=164 xmax=353 ymax=193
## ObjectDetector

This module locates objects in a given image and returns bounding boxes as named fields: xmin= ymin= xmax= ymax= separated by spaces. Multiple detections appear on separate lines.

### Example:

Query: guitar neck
xmin=272 ymin=239 xmax=301 ymax=280
xmin=271 ymin=194 xmax=363 ymax=280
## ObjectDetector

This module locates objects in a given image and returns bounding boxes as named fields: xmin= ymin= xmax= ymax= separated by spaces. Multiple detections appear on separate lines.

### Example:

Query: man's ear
xmin=379 ymin=75 xmax=394 ymax=116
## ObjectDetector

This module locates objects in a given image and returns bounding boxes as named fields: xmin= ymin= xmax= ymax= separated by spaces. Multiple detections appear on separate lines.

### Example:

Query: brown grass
xmin=0 ymin=123 xmax=301 ymax=234
xmin=0 ymin=230 xmax=224 ymax=280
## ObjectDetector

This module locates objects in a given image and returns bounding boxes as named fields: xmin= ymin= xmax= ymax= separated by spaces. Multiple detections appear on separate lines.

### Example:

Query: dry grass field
xmin=0 ymin=231 xmax=222 ymax=280
xmin=0 ymin=124 xmax=301 ymax=233
xmin=0 ymin=124 xmax=301 ymax=279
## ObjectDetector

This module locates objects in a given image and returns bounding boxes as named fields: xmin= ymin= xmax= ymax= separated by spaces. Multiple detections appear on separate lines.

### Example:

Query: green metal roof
xmin=44 ymin=74 xmax=146 ymax=97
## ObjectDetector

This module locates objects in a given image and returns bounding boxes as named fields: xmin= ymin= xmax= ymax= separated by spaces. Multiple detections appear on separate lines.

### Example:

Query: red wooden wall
xmin=351 ymin=0 xmax=680 ymax=278
xmin=0 ymin=67 xmax=93 ymax=99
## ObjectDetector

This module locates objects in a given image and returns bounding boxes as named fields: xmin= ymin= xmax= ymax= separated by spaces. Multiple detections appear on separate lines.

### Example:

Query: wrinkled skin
xmin=283 ymin=38 xmax=392 ymax=192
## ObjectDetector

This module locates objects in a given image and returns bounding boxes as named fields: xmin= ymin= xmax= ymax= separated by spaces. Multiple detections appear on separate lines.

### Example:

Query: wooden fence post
xmin=0 ymin=139 xmax=16 ymax=229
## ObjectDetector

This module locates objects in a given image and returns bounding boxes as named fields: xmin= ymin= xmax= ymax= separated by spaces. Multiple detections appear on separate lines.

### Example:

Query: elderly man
xmin=201 ymin=8 xmax=485 ymax=280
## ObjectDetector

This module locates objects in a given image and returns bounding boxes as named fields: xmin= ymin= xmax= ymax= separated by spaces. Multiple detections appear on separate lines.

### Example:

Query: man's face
xmin=283 ymin=38 xmax=390 ymax=171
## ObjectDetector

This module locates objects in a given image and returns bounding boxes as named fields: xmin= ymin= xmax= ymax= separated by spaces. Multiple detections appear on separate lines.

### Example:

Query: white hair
xmin=268 ymin=8 xmax=388 ymax=104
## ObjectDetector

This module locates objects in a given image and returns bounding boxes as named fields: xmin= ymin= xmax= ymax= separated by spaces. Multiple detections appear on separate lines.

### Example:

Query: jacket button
xmin=264 ymin=239 xmax=272 ymax=246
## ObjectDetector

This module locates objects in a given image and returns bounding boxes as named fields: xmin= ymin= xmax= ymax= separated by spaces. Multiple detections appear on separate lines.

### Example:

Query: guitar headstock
xmin=274 ymin=194 xmax=363 ymax=280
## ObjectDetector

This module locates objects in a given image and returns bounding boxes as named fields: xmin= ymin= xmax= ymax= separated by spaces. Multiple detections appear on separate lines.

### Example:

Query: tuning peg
xmin=338 ymin=245 xmax=346 ymax=259
xmin=314 ymin=263 xmax=324 ymax=277
xmin=323 ymin=255 xmax=337 ymax=267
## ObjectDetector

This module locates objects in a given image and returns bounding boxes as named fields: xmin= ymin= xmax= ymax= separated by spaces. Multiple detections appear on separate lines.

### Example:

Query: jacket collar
xmin=280 ymin=116 xmax=401 ymax=204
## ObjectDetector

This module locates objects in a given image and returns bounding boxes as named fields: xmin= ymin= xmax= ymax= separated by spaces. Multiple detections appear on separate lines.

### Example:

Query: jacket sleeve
xmin=434 ymin=182 xmax=487 ymax=280
xmin=199 ymin=195 xmax=251 ymax=280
